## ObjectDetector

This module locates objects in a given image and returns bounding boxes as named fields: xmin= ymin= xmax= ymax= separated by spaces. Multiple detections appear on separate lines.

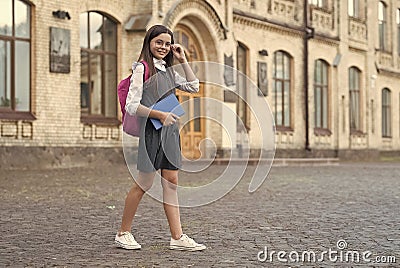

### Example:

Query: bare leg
xmin=119 ymin=171 xmax=156 ymax=233
xmin=161 ymin=169 xmax=183 ymax=240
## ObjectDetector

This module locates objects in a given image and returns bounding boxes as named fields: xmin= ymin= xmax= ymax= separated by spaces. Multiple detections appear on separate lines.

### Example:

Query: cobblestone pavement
xmin=1 ymin=162 xmax=399 ymax=267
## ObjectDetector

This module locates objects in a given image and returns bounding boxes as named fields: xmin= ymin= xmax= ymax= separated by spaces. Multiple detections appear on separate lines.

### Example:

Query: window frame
xmin=80 ymin=11 xmax=118 ymax=125
xmin=273 ymin=50 xmax=292 ymax=130
xmin=314 ymin=59 xmax=330 ymax=134
xmin=348 ymin=0 xmax=360 ymax=18
xmin=349 ymin=67 xmax=362 ymax=134
xmin=381 ymin=88 xmax=391 ymax=137
xmin=309 ymin=0 xmax=329 ymax=10
xmin=236 ymin=42 xmax=250 ymax=131
xmin=0 ymin=0 xmax=34 ymax=120
xmin=378 ymin=1 xmax=388 ymax=51
xmin=397 ymin=8 xmax=400 ymax=55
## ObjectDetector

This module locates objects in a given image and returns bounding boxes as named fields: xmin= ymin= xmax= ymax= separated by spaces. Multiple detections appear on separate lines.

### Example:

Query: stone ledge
xmin=200 ymin=157 xmax=339 ymax=166
xmin=1 ymin=146 xmax=399 ymax=170
xmin=0 ymin=146 xmax=125 ymax=170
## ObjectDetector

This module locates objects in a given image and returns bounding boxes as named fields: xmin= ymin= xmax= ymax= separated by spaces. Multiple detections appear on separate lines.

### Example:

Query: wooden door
xmin=174 ymin=26 xmax=204 ymax=159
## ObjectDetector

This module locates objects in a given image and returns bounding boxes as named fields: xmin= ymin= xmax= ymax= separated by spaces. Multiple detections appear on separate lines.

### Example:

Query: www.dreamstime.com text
xmin=257 ymin=240 xmax=397 ymax=264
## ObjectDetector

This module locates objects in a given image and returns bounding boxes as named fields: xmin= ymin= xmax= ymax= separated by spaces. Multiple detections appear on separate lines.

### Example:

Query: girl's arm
xmin=172 ymin=44 xmax=200 ymax=93
xmin=125 ymin=62 xmax=177 ymax=126
xmin=174 ymin=70 xmax=199 ymax=93
xmin=136 ymin=105 xmax=178 ymax=126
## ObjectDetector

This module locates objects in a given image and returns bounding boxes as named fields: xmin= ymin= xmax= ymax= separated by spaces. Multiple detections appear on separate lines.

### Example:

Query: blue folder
xmin=150 ymin=94 xmax=185 ymax=130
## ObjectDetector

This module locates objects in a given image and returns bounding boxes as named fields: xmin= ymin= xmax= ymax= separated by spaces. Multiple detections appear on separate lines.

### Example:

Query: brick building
xmin=1 ymin=0 xmax=399 ymax=168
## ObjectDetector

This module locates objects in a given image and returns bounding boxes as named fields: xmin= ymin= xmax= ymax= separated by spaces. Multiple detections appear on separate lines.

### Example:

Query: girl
xmin=115 ymin=25 xmax=206 ymax=251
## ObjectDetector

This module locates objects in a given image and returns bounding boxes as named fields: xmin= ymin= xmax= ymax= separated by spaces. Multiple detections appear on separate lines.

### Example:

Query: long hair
xmin=138 ymin=25 xmax=174 ymax=77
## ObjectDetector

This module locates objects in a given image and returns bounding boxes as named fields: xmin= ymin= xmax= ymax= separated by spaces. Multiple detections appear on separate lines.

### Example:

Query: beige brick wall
xmin=231 ymin=0 xmax=400 ymax=153
xmin=1 ymin=0 xmax=152 ymax=147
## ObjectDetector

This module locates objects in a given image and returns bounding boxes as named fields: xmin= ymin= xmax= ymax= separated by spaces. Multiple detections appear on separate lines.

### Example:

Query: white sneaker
xmin=170 ymin=234 xmax=206 ymax=251
xmin=115 ymin=231 xmax=141 ymax=250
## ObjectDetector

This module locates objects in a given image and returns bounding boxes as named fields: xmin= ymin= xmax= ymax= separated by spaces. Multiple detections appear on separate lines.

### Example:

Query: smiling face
xmin=150 ymin=33 xmax=172 ymax=60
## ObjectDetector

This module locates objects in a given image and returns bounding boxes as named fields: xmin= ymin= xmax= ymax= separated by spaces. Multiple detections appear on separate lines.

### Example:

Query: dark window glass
xmin=237 ymin=43 xmax=248 ymax=130
xmin=0 ymin=40 xmax=11 ymax=109
xmin=89 ymin=12 xmax=103 ymax=50
xmin=348 ymin=0 xmax=360 ymax=18
xmin=80 ymin=12 xmax=117 ymax=118
xmin=15 ymin=40 xmax=30 ymax=111
xmin=0 ymin=0 xmax=12 ymax=36
xmin=79 ymin=13 xmax=88 ymax=48
xmin=397 ymin=9 xmax=400 ymax=54
xmin=273 ymin=51 xmax=291 ymax=128
xmin=378 ymin=1 xmax=387 ymax=51
xmin=349 ymin=67 xmax=361 ymax=132
xmin=314 ymin=60 xmax=329 ymax=129
xmin=0 ymin=0 xmax=31 ymax=113
xmin=382 ymin=88 xmax=391 ymax=137
xmin=309 ymin=0 xmax=327 ymax=8
xmin=15 ymin=0 xmax=30 ymax=38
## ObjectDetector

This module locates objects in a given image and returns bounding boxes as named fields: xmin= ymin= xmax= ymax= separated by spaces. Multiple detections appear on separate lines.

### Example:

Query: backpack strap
xmin=140 ymin=60 xmax=150 ymax=81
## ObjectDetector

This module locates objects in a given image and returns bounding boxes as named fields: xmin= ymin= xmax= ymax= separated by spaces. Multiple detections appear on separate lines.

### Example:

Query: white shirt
xmin=125 ymin=58 xmax=200 ymax=115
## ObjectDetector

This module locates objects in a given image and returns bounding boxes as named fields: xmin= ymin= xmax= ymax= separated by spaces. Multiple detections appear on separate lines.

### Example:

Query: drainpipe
xmin=304 ymin=0 xmax=313 ymax=151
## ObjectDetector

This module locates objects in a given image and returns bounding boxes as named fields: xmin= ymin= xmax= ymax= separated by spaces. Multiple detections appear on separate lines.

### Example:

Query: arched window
xmin=349 ymin=67 xmax=361 ymax=132
xmin=378 ymin=1 xmax=387 ymax=51
xmin=80 ymin=11 xmax=117 ymax=120
xmin=382 ymin=88 xmax=391 ymax=137
xmin=0 ymin=0 xmax=31 ymax=115
xmin=314 ymin=59 xmax=329 ymax=130
xmin=273 ymin=51 xmax=292 ymax=128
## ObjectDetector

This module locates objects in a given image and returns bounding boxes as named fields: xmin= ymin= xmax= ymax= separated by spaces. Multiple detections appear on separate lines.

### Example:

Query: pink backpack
xmin=118 ymin=60 xmax=150 ymax=136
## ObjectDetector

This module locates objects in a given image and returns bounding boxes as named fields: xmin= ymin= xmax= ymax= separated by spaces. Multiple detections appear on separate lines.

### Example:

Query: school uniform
xmin=125 ymin=58 xmax=199 ymax=172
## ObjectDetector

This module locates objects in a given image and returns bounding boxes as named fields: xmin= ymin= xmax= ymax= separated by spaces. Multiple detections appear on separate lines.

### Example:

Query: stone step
xmin=183 ymin=158 xmax=339 ymax=166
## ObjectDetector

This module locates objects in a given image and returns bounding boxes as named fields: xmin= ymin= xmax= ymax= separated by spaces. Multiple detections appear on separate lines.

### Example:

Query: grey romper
xmin=137 ymin=69 xmax=181 ymax=173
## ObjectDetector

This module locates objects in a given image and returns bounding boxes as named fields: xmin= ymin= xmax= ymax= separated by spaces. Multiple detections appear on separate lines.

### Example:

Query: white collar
xmin=153 ymin=58 xmax=166 ymax=72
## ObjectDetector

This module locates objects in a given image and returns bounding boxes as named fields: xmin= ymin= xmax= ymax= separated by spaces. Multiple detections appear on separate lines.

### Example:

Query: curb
xmin=183 ymin=158 xmax=339 ymax=166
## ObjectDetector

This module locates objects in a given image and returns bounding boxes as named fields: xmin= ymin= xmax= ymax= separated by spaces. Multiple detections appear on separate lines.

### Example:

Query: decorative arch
xmin=316 ymin=58 xmax=329 ymax=66
xmin=164 ymin=0 xmax=227 ymax=40
xmin=274 ymin=49 xmax=294 ymax=60
xmin=379 ymin=0 xmax=388 ymax=8
xmin=84 ymin=10 xmax=119 ymax=24
xmin=349 ymin=65 xmax=361 ymax=73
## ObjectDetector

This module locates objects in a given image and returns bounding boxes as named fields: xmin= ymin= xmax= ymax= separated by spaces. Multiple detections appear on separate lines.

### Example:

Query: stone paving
xmin=1 ymin=161 xmax=399 ymax=267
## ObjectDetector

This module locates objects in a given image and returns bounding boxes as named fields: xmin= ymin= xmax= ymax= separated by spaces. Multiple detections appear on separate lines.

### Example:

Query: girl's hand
xmin=171 ymin=44 xmax=187 ymax=63
xmin=159 ymin=112 xmax=178 ymax=126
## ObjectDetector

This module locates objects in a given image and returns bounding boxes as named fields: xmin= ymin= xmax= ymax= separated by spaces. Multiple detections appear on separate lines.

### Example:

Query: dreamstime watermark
xmin=257 ymin=239 xmax=397 ymax=264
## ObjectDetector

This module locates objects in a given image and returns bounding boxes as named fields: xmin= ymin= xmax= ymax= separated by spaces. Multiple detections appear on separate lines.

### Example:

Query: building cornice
xmin=377 ymin=67 xmax=400 ymax=78
xmin=348 ymin=46 xmax=368 ymax=54
xmin=233 ymin=8 xmax=340 ymax=47
xmin=233 ymin=8 xmax=304 ymax=38
xmin=310 ymin=34 xmax=340 ymax=47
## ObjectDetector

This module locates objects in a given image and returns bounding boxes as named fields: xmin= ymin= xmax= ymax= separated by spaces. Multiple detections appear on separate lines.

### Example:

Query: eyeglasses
xmin=154 ymin=40 xmax=171 ymax=48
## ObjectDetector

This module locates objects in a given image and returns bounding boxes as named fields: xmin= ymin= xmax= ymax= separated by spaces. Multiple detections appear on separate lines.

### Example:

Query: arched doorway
xmin=173 ymin=25 xmax=204 ymax=159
